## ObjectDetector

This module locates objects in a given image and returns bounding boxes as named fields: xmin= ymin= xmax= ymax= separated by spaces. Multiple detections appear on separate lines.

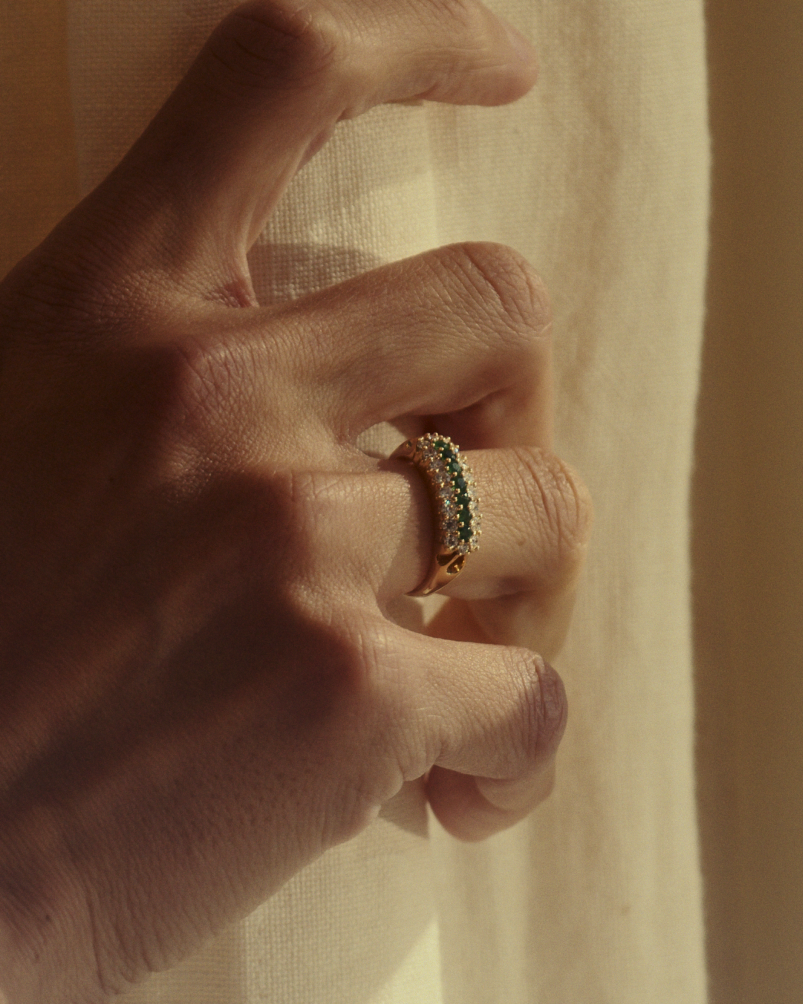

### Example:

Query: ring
xmin=391 ymin=433 xmax=482 ymax=596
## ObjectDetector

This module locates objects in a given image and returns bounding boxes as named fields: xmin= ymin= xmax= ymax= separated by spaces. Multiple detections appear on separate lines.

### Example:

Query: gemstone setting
xmin=411 ymin=432 xmax=481 ymax=556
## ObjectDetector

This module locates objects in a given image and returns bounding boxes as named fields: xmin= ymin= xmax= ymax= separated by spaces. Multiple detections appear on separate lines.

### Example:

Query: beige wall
xmin=695 ymin=2 xmax=803 ymax=1002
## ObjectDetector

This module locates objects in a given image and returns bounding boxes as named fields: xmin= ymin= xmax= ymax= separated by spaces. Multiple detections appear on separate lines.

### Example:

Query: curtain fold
xmin=694 ymin=2 xmax=803 ymax=1001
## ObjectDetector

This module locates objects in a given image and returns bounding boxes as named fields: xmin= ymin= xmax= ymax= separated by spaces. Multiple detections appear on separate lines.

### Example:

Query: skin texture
xmin=0 ymin=1 xmax=592 ymax=1000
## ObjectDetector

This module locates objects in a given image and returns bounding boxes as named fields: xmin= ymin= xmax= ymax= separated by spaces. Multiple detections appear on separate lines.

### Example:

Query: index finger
xmin=79 ymin=0 xmax=537 ymax=294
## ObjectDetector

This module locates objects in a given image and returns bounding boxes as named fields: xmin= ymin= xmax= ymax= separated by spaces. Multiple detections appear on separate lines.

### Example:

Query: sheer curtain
xmin=3 ymin=1 xmax=761 ymax=1000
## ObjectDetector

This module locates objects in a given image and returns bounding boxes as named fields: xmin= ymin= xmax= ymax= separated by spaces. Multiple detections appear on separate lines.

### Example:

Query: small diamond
xmin=445 ymin=533 xmax=459 ymax=550
xmin=444 ymin=519 xmax=458 ymax=531
xmin=458 ymin=542 xmax=470 ymax=555
xmin=438 ymin=486 xmax=452 ymax=498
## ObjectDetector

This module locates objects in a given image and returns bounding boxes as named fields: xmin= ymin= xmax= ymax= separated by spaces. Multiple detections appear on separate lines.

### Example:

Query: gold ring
xmin=391 ymin=433 xmax=482 ymax=596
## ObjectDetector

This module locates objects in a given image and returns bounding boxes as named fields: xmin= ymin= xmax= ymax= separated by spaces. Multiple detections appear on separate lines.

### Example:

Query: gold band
xmin=392 ymin=433 xmax=482 ymax=596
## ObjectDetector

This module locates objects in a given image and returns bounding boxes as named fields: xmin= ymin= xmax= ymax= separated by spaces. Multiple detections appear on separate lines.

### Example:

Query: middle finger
xmin=256 ymin=241 xmax=553 ymax=448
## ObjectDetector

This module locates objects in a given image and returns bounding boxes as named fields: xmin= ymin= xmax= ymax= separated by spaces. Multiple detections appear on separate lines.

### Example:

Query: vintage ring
xmin=391 ymin=432 xmax=482 ymax=596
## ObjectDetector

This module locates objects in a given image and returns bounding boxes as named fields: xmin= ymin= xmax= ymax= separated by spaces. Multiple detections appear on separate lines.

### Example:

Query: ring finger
xmin=334 ymin=444 xmax=591 ymax=606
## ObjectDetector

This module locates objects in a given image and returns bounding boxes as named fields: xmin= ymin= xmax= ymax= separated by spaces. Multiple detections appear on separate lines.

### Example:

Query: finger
xmin=342 ymin=445 xmax=591 ymax=604
xmin=380 ymin=630 xmax=567 ymax=841
xmin=264 ymin=242 xmax=552 ymax=447
xmin=88 ymin=0 xmax=537 ymax=283
xmin=426 ymin=590 xmax=579 ymax=662
xmin=426 ymin=759 xmax=556 ymax=841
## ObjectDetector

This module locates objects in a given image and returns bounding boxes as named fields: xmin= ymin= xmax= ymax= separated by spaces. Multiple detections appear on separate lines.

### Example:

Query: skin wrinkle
xmin=210 ymin=4 xmax=339 ymax=93
xmin=458 ymin=242 xmax=552 ymax=336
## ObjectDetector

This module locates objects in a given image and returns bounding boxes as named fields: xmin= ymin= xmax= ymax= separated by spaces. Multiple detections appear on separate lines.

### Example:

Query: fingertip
xmin=424 ymin=655 xmax=566 ymax=841
xmin=427 ymin=759 xmax=557 ymax=842
xmin=533 ymin=658 xmax=569 ymax=760
xmin=499 ymin=17 xmax=539 ymax=92
xmin=475 ymin=759 xmax=556 ymax=813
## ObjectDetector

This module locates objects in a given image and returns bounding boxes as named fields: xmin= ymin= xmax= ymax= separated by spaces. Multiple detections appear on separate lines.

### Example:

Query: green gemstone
xmin=458 ymin=525 xmax=472 ymax=541
xmin=434 ymin=439 xmax=447 ymax=450
xmin=449 ymin=461 xmax=461 ymax=473
xmin=454 ymin=475 xmax=466 ymax=489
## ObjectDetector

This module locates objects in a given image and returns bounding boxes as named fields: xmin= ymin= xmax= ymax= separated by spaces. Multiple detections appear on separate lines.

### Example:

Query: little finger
xmin=376 ymin=628 xmax=567 ymax=841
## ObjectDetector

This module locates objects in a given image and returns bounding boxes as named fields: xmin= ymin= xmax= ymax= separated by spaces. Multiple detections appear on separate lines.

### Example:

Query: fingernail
xmin=535 ymin=659 xmax=568 ymax=757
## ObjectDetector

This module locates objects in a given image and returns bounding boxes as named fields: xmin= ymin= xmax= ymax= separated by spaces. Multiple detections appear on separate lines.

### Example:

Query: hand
xmin=0 ymin=2 xmax=590 ymax=1000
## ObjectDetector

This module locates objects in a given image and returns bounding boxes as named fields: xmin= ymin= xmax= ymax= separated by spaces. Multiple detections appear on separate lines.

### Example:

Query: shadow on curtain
xmin=694 ymin=3 xmax=803 ymax=1002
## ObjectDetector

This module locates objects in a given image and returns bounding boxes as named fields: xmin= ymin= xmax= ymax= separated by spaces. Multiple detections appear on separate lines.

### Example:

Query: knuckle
xmin=424 ymin=0 xmax=483 ymax=38
xmin=149 ymin=339 xmax=241 ymax=432
xmin=514 ymin=447 xmax=593 ymax=590
xmin=120 ymin=337 xmax=263 ymax=485
xmin=432 ymin=241 xmax=551 ymax=338
xmin=206 ymin=0 xmax=340 ymax=95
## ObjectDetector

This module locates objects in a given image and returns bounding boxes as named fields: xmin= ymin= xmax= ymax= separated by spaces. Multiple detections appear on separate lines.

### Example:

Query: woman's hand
xmin=0 ymin=1 xmax=590 ymax=1000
